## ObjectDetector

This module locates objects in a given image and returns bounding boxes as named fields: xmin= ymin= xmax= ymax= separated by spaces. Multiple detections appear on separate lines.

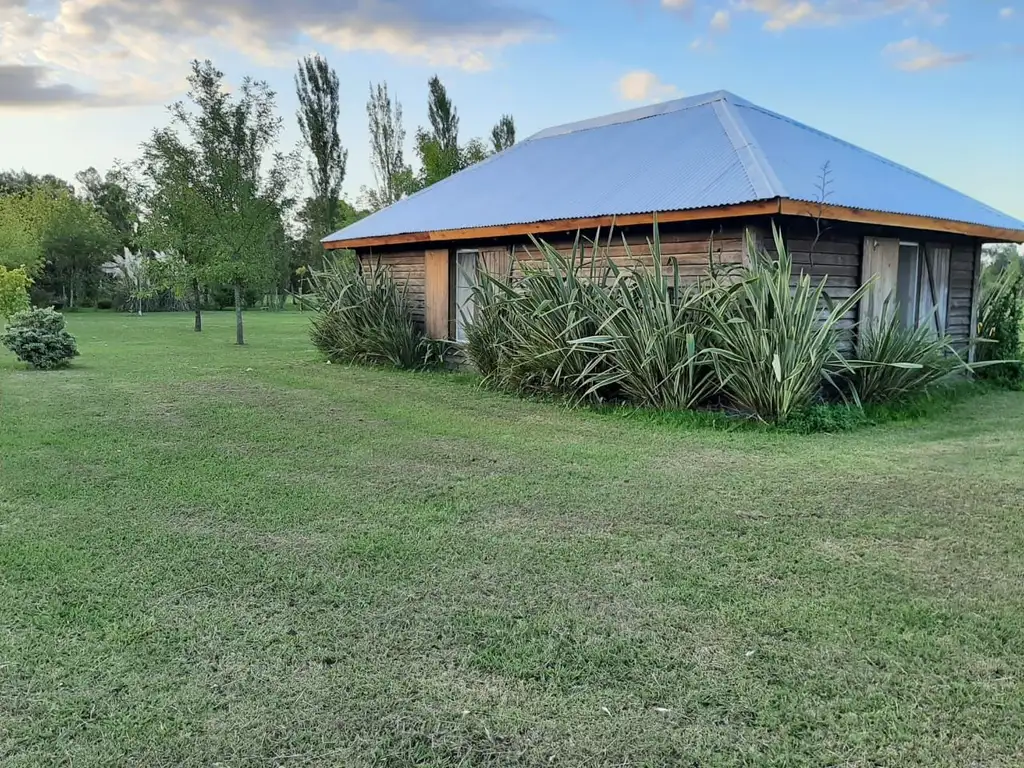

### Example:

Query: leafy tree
xmin=41 ymin=192 xmax=118 ymax=308
xmin=0 ymin=265 xmax=31 ymax=318
xmin=296 ymin=195 xmax=369 ymax=270
xmin=461 ymin=138 xmax=491 ymax=168
xmin=295 ymin=54 xmax=347 ymax=245
xmin=0 ymin=189 xmax=52 ymax=273
xmin=363 ymin=82 xmax=417 ymax=211
xmin=142 ymin=59 xmax=296 ymax=344
xmin=0 ymin=170 xmax=72 ymax=196
xmin=490 ymin=114 xmax=516 ymax=153
xmin=415 ymin=75 xmax=463 ymax=186
xmin=75 ymin=166 xmax=140 ymax=250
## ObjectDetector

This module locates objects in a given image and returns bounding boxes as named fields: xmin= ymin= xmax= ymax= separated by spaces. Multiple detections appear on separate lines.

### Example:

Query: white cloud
xmin=617 ymin=70 xmax=680 ymax=102
xmin=1000 ymin=7 xmax=1015 ymax=18
xmin=662 ymin=0 xmax=696 ymax=9
xmin=734 ymin=0 xmax=949 ymax=31
xmin=883 ymin=37 xmax=973 ymax=71
xmin=0 ymin=0 xmax=551 ymax=109
xmin=711 ymin=9 xmax=732 ymax=30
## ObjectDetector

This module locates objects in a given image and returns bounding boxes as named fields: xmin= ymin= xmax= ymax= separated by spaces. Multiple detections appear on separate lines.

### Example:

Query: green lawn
xmin=2 ymin=312 xmax=1024 ymax=767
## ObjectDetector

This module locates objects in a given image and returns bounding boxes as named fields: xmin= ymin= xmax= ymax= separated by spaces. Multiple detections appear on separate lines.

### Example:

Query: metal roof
xmin=324 ymin=90 xmax=1024 ymax=244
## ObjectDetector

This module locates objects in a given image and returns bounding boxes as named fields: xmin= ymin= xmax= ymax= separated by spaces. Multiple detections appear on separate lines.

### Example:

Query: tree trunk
xmin=234 ymin=282 xmax=244 ymax=346
xmin=69 ymin=282 xmax=75 ymax=309
xmin=193 ymin=279 xmax=202 ymax=332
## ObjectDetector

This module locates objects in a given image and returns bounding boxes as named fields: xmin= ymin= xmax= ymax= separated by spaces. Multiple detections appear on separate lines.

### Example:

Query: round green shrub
xmin=1 ymin=307 xmax=80 ymax=370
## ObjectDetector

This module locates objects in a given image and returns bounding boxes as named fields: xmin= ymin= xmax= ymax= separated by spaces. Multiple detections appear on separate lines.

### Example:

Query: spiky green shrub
xmin=309 ymin=258 xmax=441 ymax=370
xmin=1 ymin=307 xmax=79 ymax=370
xmin=463 ymin=269 xmax=514 ymax=382
xmin=975 ymin=267 xmax=1023 ymax=383
xmin=467 ymin=233 xmax=616 ymax=399
xmin=569 ymin=228 xmax=721 ymax=409
xmin=703 ymin=226 xmax=869 ymax=423
xmin=847 ymin=307 xmax=965 ymax=404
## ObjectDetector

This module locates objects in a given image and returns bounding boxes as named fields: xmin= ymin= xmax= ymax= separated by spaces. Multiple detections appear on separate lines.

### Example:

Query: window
xmin=895 ymin=241 xmax=950 ymax=334
xmin=454 ymin=249 xmax=478 ymax=342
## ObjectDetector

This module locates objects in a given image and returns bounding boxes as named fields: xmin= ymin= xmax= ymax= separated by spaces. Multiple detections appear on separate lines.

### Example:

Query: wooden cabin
xmin=324 ymin=91 xmax=1024 ymax=358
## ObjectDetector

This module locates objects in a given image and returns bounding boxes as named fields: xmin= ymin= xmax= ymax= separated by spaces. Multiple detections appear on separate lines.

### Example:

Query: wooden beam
xmin=323 ymin=200 xmax=783 ymax=250
xmin=423 ymin=249 xmax=449 ymax=340
xmin=324 ymin=197 xmax=1024 ymax=251
xmin=779 ymin=199 xmax=1024 ymax=244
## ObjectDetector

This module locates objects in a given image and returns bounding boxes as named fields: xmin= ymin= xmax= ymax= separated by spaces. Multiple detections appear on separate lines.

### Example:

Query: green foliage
xmin=848 ymin=306 xmax=965 ymax=404
xmin=1 ymin=307 xmax=79 ymax=369
xmin=295 ymin=54 xmax=347 ymax=242
xmin=701 ymin=226 xmax=868 ymax=422
xmin=414 ymin=75 xmax=496 ymax=186
xmin=142 ymin=59 xmax=297 ymax=342
xmin=463 ymin=223 xmax=971 ymax=424
xmin=415 ymin=75 xmax=463 ymax=187
xmin=570 ymin=232 xmax=720 ymax=409
xmin=0 ymin=265 xmax=31 ymax=318
xmin=976 ymin=266 xmax=1024 ymax=383
xmin=469 ymin=235 xmax=613 ymax=399
xmin=75 ymin=166 xmax=140 ymax=249
xmin=41 ymin=192 xmax=119 ymax=307
xmin=490 ymin=114 xmax=516 ymax=153
xmin=309 ymin=258 xmax=441 ymax=370
xmin=0 ymin=187 xmax=54 ymax=274
xmin=363 ymin=82 xmax=417 ymax=211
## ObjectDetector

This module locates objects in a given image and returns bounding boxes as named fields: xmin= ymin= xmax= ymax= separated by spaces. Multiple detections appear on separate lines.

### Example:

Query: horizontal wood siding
xmin=786 ymin=230 xmax=863 ymax=352
xmin=948 ymin=244 xmax=976 ymax=351
xmin=363 ymin=250 xmax=426 ymax=328
xmin=508 ymin=228 xmax=745 ymax=278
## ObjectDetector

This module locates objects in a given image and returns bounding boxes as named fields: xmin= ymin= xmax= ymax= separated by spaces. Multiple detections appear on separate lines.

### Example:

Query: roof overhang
xmin=323 ymin=197 xmax=1024 ymax=250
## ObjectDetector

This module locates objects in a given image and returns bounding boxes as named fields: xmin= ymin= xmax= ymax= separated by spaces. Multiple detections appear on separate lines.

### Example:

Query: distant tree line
xmin=0 ymin=54 xmax=517 ymax=345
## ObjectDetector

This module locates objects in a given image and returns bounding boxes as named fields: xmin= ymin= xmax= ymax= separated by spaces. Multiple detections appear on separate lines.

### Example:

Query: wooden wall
xmin=363 ymin=250 xmax=426 ymax=327
xmin=355 ymin=219 xmax=982 ymax=351
xmin=507 ymin=227 xmax=745 ymax=277
xmin=948 ymin=243 xmax=977 ymax=351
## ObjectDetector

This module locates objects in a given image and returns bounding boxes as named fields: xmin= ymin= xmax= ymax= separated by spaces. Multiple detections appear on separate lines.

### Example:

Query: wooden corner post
xmin=968 ymin=241 xmax=983 ymax=363
xmin=424 ymin=249 xmax=450 ymax=340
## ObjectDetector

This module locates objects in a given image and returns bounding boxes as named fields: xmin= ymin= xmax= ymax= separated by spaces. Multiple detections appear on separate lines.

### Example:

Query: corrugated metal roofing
xmin=324 ymin=90 xmax=1024 ymax=244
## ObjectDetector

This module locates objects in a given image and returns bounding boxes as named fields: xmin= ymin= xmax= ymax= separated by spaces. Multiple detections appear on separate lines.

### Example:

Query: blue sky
xmin=1 ymin=0 xmax=1021 ymax=219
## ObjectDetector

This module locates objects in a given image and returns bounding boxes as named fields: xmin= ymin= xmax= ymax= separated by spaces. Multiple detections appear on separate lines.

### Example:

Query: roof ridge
xmin=527 ymin=89 xmax=750 ymax=142
xmin=711 ymin=98 xmax=784 ymax=199
xmin=734 ymin=101 xmax=1018 ymax=223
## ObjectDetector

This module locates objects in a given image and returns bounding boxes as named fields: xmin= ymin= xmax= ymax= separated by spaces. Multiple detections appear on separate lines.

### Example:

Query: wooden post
xmin=968 ymin=241 xmax=983 ymax=363
xmin=424 ymin=248 xmax=449 ymax=340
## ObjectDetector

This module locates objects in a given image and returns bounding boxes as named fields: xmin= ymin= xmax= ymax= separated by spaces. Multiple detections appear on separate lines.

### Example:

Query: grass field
xmin=2 ymin=311 xmax=1024 ymax=767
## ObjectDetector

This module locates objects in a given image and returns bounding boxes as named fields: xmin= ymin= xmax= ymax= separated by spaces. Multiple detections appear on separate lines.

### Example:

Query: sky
xmin=0 ymin=0 xmax=1022 ymax=219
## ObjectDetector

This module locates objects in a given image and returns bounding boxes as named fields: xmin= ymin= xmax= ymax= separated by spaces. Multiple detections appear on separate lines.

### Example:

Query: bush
xmin=96 ymin=298 xmax=114 ymax=310
xmin=309 ymin=258 xmax=441 ymax=370
xmin=475 ymin=234 xmax=614 ymax=400
xmin=975 ymin=268 xmax=1023 ymax=383
xmin=703 ymin=226 xmax=868 ymax=422
xmin=1 ymin=307 xmax=80 ymax=369
xmin=847 ymin=307 xmax=964 ymax=404
xmin=569 ymin=228 xmax=720 ymax=409
xmin=0 ymin=265 xmax=32 ymax=318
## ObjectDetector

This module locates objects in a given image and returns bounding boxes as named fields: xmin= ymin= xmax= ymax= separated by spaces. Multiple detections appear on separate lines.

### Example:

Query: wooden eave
xmin=322 ymin=197 xmax=1024 ymax=250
